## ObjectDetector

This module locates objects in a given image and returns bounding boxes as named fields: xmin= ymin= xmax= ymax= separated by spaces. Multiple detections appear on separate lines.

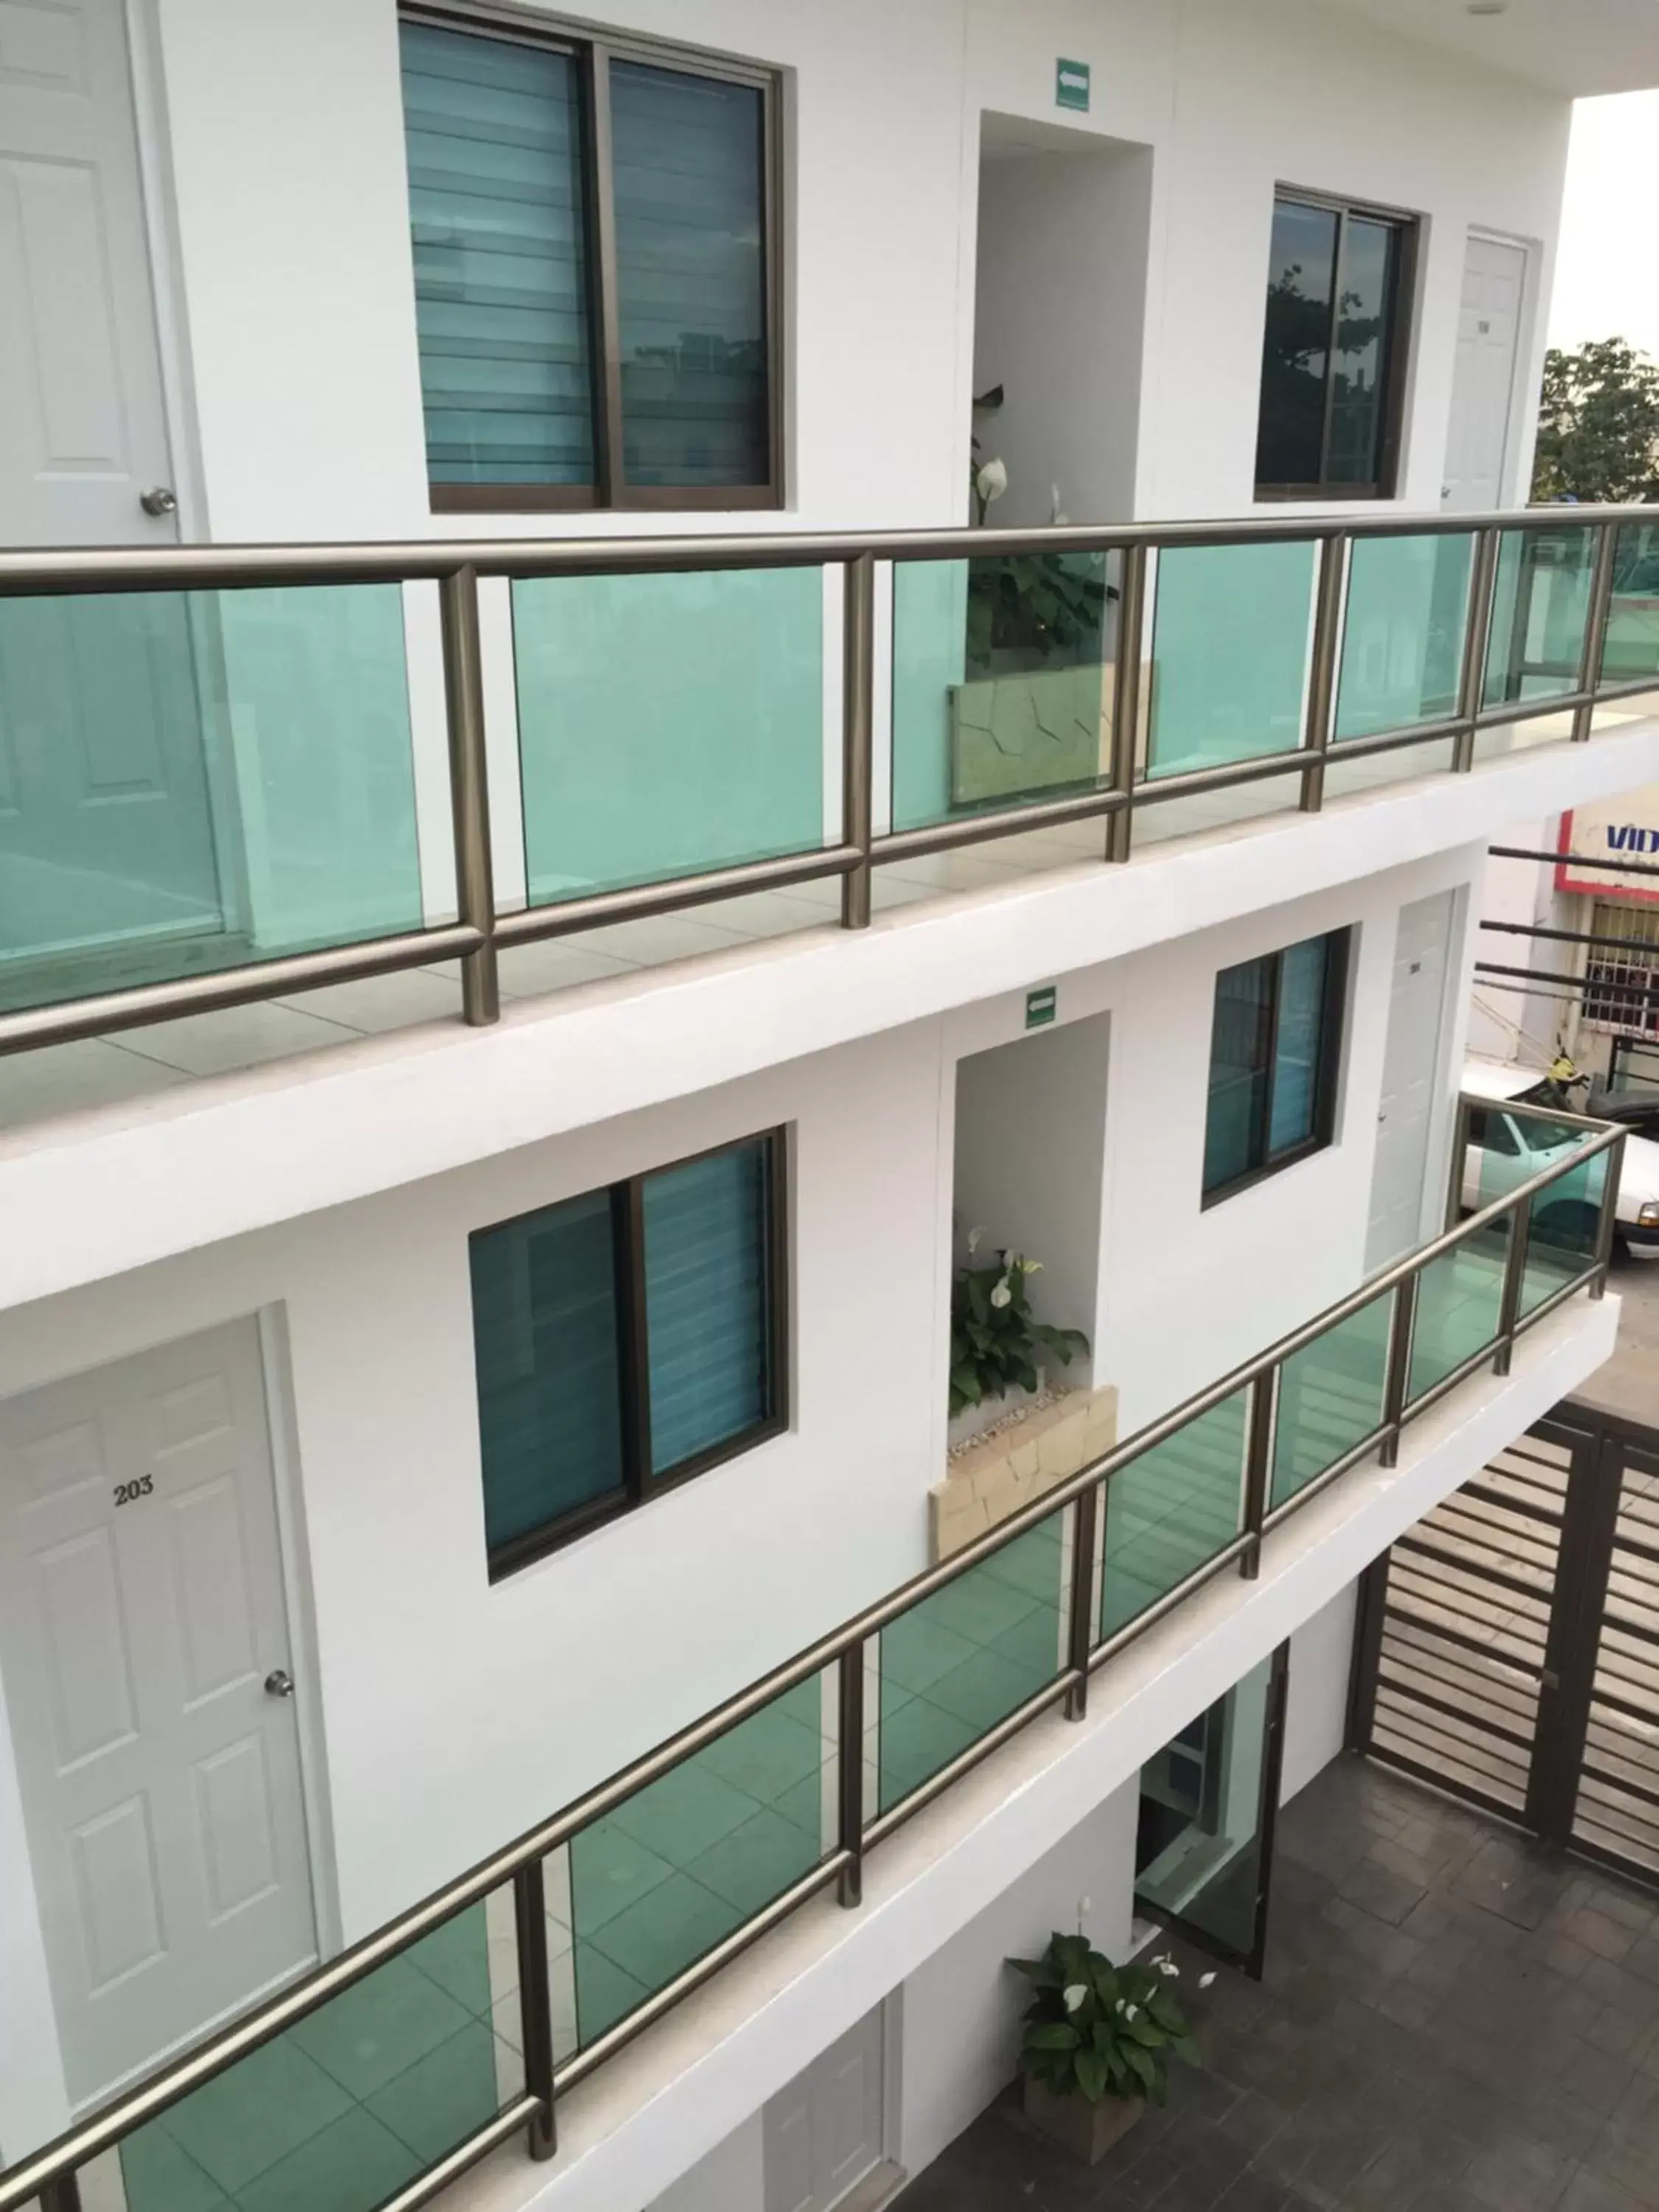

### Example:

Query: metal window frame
xmin=1201 ymin=925 xmax=1352 ymax=1207
xmin=401 ymin=1 xmax=785 ymax=513
xmin=481 ymin=1125 xmax=789 ymax=1581
xmin=1254 ymin=187 xmax=1419 ymax=502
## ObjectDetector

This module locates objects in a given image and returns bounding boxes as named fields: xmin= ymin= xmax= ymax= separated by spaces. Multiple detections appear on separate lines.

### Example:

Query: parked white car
xmin=1463 ymin=1057 xmax=1659 ymax=1260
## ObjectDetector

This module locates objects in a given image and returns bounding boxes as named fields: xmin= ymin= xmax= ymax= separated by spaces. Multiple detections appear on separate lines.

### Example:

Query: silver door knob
xmin=263 ymin=1669 xmax=295 ymax=1698
xmin=139 ymin=485 xmax=178 ymax=517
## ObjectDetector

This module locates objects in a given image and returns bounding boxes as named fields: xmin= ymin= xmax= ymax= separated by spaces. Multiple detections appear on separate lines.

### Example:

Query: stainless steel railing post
xmin=1064 ymin=1483 xmax=1100 ymax=1719
xmin=1300 ymin=533 xmax=1348 ymax=813
xmin=1573 ymin=520 xmax=1619 ymax=743
xmin=1453 ymin=526 xmax=1502 ymax=772
xmin=1492 ymin=1192 xmax=1532 ymax=1378
xmin=512 ymin=1859 xmax=557 ymax=2160
xmin=841 ymin=553 xmax=876 ymax=928
xmin=1240 ymin=1366 xmax=1278 ymax=1578
xmin=1590 ymin=1128 xmax=1627 ymax=1300
xmin=1378 ymin=1272 xmax=1419 ymax=1469
xmin=1105 ymin=543 xmax=1147 ymax=862
xmin=439 ymin=565 xmax=500 ymax=1025
xmin=836 ymin=1641 xmax=866 ymax=1905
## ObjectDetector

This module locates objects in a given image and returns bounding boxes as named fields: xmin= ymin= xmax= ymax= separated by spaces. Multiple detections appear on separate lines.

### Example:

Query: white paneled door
xmin=1366 ymin=891 xmax=1455 ymax=1273
xmin=0 ymin=1321 xmax=317 ymax=2107
xmin=0 ymin=0 xmax=179 ymax=545
xmin=763 ymin=2004 xmax=886 ymax=2212
xmin=1441 ymin=234 xmax=1526 ymax=514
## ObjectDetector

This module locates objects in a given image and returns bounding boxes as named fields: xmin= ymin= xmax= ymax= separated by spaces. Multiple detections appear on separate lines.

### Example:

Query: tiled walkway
xmin=897 ymin=1756 xmax=1659 ymax=2211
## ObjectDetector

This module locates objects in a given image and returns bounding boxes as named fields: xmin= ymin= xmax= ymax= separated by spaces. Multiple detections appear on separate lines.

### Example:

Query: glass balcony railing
xmin=0 ymin=1094 xmax=1625 ymax=2212
xmin=1 ymin=507 xmax=1655 ymax=1066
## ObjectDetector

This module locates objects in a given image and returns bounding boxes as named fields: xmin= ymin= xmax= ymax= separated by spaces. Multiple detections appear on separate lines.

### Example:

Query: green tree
xmin=1532 ymin=338 xmax=1659 ymax=502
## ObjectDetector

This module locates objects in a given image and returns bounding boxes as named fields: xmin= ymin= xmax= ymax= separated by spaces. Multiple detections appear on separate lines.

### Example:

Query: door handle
xmin=139 ymin=485 xmax=178 ymax=518
xmin=263 ymin=1669 xmax=295 ymax=1698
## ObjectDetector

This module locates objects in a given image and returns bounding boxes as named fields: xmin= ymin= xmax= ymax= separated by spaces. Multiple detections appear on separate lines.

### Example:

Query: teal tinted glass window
xmin=470 ymin=1134 xmax=783 ymax=1573
xmin=470 ymin=1190 xmax=625 ymax=1556
xmin=643 ymin=1141 xmax=771 ymax=1477
xmin=400 ymin=21 xmax=594 ymax=488
xmin=398 ymin=15 xmax=776 ymax=505
xmin=1203 ymin=931 xmax=1349 ymax=1200
xmin=612 ymin=63 xmax=769 ymax=488
xmin=1255 ymin=192 xmax=1411 ymax=495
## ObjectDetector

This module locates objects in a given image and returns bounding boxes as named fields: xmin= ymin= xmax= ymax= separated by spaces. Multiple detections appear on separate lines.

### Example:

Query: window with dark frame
xmin=1202 ymin=931 xmax=1350 ymax=1201
xmin=397 ymin=7 xmax=779 ymax=511
xmin=1254 ymin=191 xmax=1414 ymax=499
xmin=469 ymin=1130 xmax=787 ymax=1576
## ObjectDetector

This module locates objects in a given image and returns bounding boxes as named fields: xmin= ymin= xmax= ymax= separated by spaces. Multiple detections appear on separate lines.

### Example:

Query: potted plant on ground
xmin=1008 ymin=1933 xmax=1207 ymax=2165
xmin=949 ymin=1234 xmax=1088 ymax=1442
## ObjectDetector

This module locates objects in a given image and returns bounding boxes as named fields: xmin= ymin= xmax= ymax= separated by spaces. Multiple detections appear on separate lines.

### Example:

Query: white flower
xmin=1158 ymin=1959 xmax=1180 ymax=1978
xmin=1114 ymin=1998 xmax=1127 ymax=2014
xmin=975 ymin=457 xmax=1008 ymax=507
xmin=990 ymin=1276 xmax=1013 ymax=1309
xmin=1199 ymin=1972 xmax=1217 ymax=1989
xmin=1063 ymin=1983 xmax=1087 ymax=2013
xmin=967 ymin=1225 xmax=984 ymax=1254
xmin=1020 ymin=1257 xmax=1043 ymax=1274
xmin=1123 ymin=2003 xmax=1139 ymax=2021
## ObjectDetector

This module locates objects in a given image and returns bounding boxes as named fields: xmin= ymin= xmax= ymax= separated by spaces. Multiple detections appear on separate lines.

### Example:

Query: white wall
xmin=897 ymin=1779 xmax=1138 ymax=2180
xmin=141 ymin=0 xmax=1571 ymax=543
xmin=644 ymin=2114 xmax=764 ymax=2212
xmin=1470 ymin=815 xmax=1579 ymax=1069
xmin=972 ymin=125 xmax=1152 ymax=526
xmin=1280 ymin=1582 xmax=1359 ymax=1804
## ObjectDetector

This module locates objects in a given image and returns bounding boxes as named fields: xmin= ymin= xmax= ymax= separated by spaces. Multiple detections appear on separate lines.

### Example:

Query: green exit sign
xmin=1056 ymin=58 xmax=1089 ymax=111
xmin=1026 ymin=986 xmax=1057 ymax=1030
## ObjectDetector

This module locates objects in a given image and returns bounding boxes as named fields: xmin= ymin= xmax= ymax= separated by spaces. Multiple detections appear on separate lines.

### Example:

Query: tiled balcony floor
xmin=896 ymin=1756 xmax=1659 ymax=2212
xmin=0 ymin=734 xmax=1523 ymax=1136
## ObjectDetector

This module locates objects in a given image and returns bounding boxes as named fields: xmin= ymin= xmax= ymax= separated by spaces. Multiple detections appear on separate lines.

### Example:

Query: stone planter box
xmin=931 ymin=1382 xmax=1118 ymax=1562
xmin=1022 ymin=2076 xmax=1144 ymax=2164
xmin=949 ymin=663 xmax=1111 ymax=806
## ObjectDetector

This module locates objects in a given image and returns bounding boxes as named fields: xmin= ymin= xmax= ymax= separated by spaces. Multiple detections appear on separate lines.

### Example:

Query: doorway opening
xmin=1366 ymin=890 xmax=1458 ymax=1273
xmin=762 ymin=2000 xmax=898 ymax=2212
xmin=1134 ymin=1646 xmax=1290 ymax=1978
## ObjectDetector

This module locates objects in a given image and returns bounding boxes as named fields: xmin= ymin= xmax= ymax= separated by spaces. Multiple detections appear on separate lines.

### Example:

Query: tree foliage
xmin=1532 ymin=338 xmax=1659 ymax=504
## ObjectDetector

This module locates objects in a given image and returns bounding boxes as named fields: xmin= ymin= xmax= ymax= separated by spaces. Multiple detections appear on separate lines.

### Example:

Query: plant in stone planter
xmin=1009 ymin=1933 xmax=1207 ymax=2164
xmin=948 ymin=1234 xmax=1088 ymax=1416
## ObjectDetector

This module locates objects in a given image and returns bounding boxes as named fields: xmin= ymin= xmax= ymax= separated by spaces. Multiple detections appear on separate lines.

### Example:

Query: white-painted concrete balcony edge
xmin=4 ymin=717 xmax=1658 ymax=1316
xmin=443 ymin=1291 xmax=1617 ymax=2212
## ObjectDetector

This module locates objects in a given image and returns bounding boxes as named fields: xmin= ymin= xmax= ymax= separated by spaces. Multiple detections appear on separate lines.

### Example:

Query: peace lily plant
xmin=1009 ymin=1932 xmax=1212 ymax=2162
xmin=949 ymin=1228 xmax=1088 ymax=1416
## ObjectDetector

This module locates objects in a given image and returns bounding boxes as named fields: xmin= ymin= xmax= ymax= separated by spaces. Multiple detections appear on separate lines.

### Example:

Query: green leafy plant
xmin=949 ymin=1235 xmax=1088 ymax=1416
xmin=1009 ymin=1933 xmax=1206 ymax=2106
xmin=1532 ymin=338 xmax=1659 ymax=504
xmin=964 ymin=552 xmax=1109 ymax=672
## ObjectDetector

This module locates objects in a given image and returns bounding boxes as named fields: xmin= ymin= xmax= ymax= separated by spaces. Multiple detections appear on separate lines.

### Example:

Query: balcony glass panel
xmin=1270 ymin=1290 xmax=1391 ymax=1510
xmin=878 ymin=1509 xmax=1065 ymax=1812
xmin=0 ymin=586 xmax=425 ymax=1017
xmin=1142 ymin=543 xmax=1315 ymax=779
xmin=1099 ymin=1391 xmax=1247 ymax=1641
xmin=512 ymin=568 xmax=826 ymax=902
xmin=116 ymin=1899 xmax=512 ymax=2212
xmin=1484 ymin=526 xmax=1596 ymax=709
xmin=1408 ymin=1242 xmax=1505 ymax=1402
xmin=1321 ymin=734 xmax=1457 ymax=801
xmin=1465 ymin=1107 xmax=1605 ymax=1313
xmin=890 ymin=552 xmax=1117 ymax=832
xmin=1601 ymin=521 xmax=1659 ymax=686
xmin=568 ymin=1672 xmax=831 ymax=2045
xmin=1334 ymin=534 xmax=1473 ymax=740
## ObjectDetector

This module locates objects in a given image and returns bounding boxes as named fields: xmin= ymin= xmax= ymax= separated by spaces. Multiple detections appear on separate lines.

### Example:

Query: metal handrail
xmin=1 ymin=504 xmax=1655 ymax=1062
xmin=0 ymin=1096 xmax=1625 ymax=2212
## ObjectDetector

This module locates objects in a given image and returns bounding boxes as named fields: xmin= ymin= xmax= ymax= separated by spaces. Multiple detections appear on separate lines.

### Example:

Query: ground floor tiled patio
xmin=897 ymin=1755 xmax=1659 ymax=2212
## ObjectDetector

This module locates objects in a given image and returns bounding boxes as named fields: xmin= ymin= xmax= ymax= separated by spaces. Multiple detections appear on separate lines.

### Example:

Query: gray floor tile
xmin=899 ymin=1761 xmax=1659 ymax=2212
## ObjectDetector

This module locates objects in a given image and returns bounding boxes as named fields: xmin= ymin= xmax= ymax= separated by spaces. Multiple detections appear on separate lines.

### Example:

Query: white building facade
xmin=3 ymin=5 xmax=1659 ymax=2212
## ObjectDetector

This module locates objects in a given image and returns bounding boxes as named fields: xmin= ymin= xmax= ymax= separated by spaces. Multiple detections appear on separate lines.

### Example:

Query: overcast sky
xmin=1549 ymin=91 xmax=1659 ymax=359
